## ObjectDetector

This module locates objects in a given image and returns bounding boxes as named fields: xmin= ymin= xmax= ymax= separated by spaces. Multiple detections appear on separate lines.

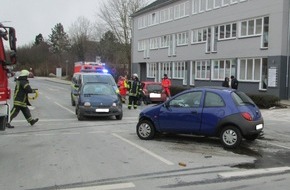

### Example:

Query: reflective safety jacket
xmin=127 ymin=79 xmax=141 ymax=97
xmin=13 ymin=76 xmax=34 ymax=107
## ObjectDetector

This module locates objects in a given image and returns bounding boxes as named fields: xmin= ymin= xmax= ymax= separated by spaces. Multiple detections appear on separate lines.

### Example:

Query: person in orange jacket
xmin=162 ymin=74 xmax=171 ymax=99
xmin=117 ymin=76 xmax=127 ymax=103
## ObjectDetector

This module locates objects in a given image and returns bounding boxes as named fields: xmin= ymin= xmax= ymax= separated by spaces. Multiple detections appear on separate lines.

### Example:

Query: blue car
xmin=136 ymin=87 xmax=264 ymax=149
xmin=75 ymin=82 xmax=123 ymax=120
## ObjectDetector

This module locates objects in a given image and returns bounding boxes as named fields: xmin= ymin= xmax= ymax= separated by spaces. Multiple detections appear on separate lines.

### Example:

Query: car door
xmin=158 ymin=91 xmax=203 ymax=133
xmin=200 ymin=91 xmax=227 ymax=135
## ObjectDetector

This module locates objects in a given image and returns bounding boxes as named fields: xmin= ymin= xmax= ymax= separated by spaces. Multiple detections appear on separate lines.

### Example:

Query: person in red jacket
xmin=162 ymin=74 xmax=171 ymax=99
xmin=117 ymin=76 xmax=127 ymax=103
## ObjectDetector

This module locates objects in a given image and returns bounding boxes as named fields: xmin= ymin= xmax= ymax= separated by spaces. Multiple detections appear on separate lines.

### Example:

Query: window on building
xmin=160 ymin=35 xmax=170 ymax=48
xmin=173 ymin=61 xmax=186 ymax=79
xmin=150 ymin=37 xmax=159 ymax=49
xmin=177 ymin=32 xmax=188 ymax=46
xmin=213 ymin=26 xmax=218 ymax=52
xmin=214 ymin=0 xmax=222 ymax=8
xmin=147 ymin=62 xmax=157 ymax=78
xmin=207 ymin=0 xmax=214 ymax=11
xmin=219 ymin=23 xmax=237 ymax=40
xmin=240 ymin=17 xmax=263 ymax=37
xmin=195 ymin=60 xmax=211 ymax=80
xmin=200 ymin=0 xmax=206 ymax=12
xmin=261 ymin=58 xmax=268 ymax=90
xmin=160 ymin=7 xmax=173 ymax=23
xmin=148 ymin=12 xmax=159 ymax=26
xmin=192 ymin=0 xmax=199 ymax=14
xmin=160 ymin=62 xmax=172 ymax=79
xmin=192 ymin=28 xmax=207 ymax=43
xmin=175 ymin=1 xmax=189 ymax=19
xmin=212 ymin=59 xmax=236 ymax=80
xmin=138 ymin=40 xmax=145 ymax=51
xmin=262 ymin=17 xmax=269 ymax=48
xmin=206 ymin=27 xmax=212 ymax=53
xmin=239 ymin=58 xmax=263 ymax=81
xmin=138 ymin=16 xmax=147 ymax=29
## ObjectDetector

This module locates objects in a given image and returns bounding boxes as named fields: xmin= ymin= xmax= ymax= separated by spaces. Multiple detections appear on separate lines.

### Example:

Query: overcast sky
xmin=1 ymin=0 xmax=108 ymax=46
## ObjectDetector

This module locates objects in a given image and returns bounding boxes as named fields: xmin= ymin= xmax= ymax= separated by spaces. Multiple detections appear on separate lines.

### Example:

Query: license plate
xmin=95 ymin=108 xmax=109 ymax=112
xmin=256 ymin=124 xmax=263 ymax=130
xmin=150 ymin=93 xmax=161 ymax=98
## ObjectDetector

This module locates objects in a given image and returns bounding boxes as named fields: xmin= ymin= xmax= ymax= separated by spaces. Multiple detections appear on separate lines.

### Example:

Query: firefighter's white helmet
xmin=20 ymin=69 xmax=30 ymax=77
xmin=133 ymin=73 xmax=138 ymax=78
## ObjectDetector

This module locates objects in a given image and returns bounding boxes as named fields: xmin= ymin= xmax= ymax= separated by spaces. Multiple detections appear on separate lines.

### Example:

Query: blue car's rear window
xmin=232 ymin=91 xmax=255 ymax=106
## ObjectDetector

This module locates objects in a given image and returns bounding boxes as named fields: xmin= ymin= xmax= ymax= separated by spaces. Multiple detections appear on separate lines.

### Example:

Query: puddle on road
xmin=232 ymin=145 xmax=290 ymax=169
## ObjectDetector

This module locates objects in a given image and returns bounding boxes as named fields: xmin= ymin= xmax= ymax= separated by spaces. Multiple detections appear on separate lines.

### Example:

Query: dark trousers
xmin=128 ymin=96 xmax=138 ymax=109
xmin=10 ymin=105 xmax=33 ymax=123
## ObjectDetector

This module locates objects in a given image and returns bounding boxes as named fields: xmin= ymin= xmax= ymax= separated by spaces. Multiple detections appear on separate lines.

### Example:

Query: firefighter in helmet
xmin=127 ymin=73 xmax=141 ymax=109
xmin=6 ymin=69 xmax=39 ymax=128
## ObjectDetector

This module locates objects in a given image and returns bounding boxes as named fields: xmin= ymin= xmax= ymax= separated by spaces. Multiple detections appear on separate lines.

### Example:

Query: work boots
xmin=30 ymin=118 xmax=39 ymax=126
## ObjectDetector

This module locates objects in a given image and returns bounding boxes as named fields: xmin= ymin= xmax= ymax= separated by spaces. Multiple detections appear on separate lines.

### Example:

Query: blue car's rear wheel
xmin=136 ymin=120 xmax=155 ymax=140
xmin=220 ymin=126 xmax=242 ymax=149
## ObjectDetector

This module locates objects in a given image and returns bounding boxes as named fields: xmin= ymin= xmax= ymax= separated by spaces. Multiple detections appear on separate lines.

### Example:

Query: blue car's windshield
xmin=83 ymin=83 xmax=115 ymax=95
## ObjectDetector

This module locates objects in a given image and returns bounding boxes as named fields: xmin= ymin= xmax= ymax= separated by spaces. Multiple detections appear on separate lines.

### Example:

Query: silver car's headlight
xmin=112 ymin=103 xmax=117 ymax=107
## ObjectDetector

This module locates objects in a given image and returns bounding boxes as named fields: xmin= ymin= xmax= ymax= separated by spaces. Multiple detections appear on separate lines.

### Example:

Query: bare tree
xmin=97 ymin=0 xmax=148 ymax=74
xmin=69 ymin=16 xmax=96 ymax=62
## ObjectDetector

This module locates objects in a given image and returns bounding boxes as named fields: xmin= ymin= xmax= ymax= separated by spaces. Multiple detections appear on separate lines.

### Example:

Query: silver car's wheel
xmin=220 ymin=126 xmax=242 ymax=149
xmin=136 ymin=120 xmax=155 ymax=140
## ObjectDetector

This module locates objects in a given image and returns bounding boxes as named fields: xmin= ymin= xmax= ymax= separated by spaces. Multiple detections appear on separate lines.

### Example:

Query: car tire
xmin=71 ymin=94 xmax=75 ymax=106
xmin=220 ymin=126 xmax=242 ymax=149
xmin=136 ymin=120 xmax=155 ymax=140
xmin=116 ymin=112 xmax=123 ymax=120
xmin=244 ymin=134 xmax=259 ymax=141
xmin=0 ymin=116 xmax=7 ymax=131
xmin=77 ymin=107 xmax=85 ymax=121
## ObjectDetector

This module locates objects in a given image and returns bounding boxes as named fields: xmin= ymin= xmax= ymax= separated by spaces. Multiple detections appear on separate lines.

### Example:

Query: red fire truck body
xmin=0 ymin=23 xmax=17 ymax=130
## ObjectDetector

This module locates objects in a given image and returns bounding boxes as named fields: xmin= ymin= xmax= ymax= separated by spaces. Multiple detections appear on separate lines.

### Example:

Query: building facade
xmin=131 ymin=0 xmax=290 ymax=99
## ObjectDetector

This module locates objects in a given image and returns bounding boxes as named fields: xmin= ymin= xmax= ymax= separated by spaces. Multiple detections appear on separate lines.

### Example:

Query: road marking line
xmin=87 ymin=131 xmax=106 ymax=134
xmin=12 ymin=119 xmax=76 ymax=123
xmin=112 ymin=133 xmax=174 ymax=165
xmin=34 ymin=133 xmax=54 ymax=136
xmin=54 ymin=102 xmax=75 ymax=114
xmin=218 ymin=166 xmax=290 ymax=178
xmin=60 ymin=182 xmax=135 ymax=190
xmin=266 ymin=142 xmax=290 ymax=150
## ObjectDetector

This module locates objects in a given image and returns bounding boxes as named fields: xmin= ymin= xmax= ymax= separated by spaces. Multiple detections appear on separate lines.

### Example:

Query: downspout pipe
xmin=286 ymin=1 xmax=290 ymax=99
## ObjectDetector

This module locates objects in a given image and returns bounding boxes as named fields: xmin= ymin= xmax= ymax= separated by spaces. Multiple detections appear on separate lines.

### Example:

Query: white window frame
xmin=160 ymin=7 xmax=174 ymax=23
xmin=160 ymin=62 xmax=172 ymax=81
xmin=195 ymin=60 xmax=211 ymax=80
xmin=192 ymin=0 xmax=199 ymax=14
xmin=238 ymin=58 xmax=263 ymax=82
xmin=148 ymin=12 xmax=159 ymax=26
xmin=147 ymin=62 xmax=157 ymax=78
xmin=138 ymin=40 xmax=145 ymax=51
xmin=173 ymin=61 xmax=186 ymax=79
xmin=177 ymin=32 xmax=188 ymax=46
xmin=211 ymin=59 xmax=236 ymax=80
xmin=191 ymin=28 xmax=207 ymax=44
xmin=160 ymin=35 xmax=170 ymax=48
xmin=150 ymin=37 xmax=159 ymax=49
xmin=174 ymin=1 xmax=189 ymax=19
xmin=230 ymin=0 xmax=238 ymax=4
xmin=218 ymin=23 xmax=237 ymax=40
xmin=138 ymin=16 xmax=147 ymax=29
xmin=239 ymin=17 xmax=263 ymax=38
xmin=190 ymin=60 xmax=196 ymax=85
xmin=206 ymin=0 xmax=214 ymax=11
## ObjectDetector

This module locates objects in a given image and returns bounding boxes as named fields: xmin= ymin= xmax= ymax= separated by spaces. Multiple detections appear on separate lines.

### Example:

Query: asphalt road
xmin=0 ymin=77 xmax=290 ymax=190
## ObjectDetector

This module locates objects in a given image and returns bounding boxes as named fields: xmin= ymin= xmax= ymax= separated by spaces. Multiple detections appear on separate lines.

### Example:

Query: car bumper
xmin=78 ymin=106 xmax=122 ymax=117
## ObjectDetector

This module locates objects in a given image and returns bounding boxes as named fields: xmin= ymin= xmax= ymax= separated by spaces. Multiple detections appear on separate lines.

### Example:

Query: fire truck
xmin=0 ymin=22 xmax=17 ymax=131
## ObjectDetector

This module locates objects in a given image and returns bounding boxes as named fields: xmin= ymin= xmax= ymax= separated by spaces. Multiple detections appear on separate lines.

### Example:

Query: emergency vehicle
xmin=0 ymin=22 xmax=17 ymax=131
xmin=71 ymin=59 xmax=118 ymax=106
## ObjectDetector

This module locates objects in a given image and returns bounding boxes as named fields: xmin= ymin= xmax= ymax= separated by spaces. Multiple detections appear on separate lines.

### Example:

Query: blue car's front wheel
xmin=136 ymin=120 xmax=155 ymax=140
